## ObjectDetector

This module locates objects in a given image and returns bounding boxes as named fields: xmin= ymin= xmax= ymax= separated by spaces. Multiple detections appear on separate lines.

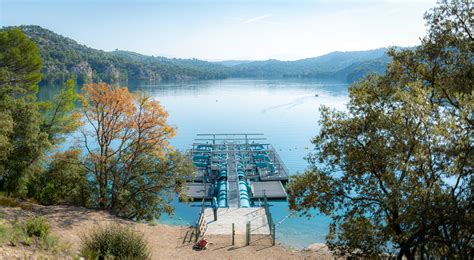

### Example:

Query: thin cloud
xmin=242 ymin=14 xmax=272 ymax=24
xmin=228 ymin=14 xmax=282 ymax=25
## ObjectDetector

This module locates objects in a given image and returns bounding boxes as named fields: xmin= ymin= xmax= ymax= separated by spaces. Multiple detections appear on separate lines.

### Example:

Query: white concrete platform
xmin=203 ymin=207 xmax=270 ymax=235
xmin=251 ymin=181 xmax=287 ymax=199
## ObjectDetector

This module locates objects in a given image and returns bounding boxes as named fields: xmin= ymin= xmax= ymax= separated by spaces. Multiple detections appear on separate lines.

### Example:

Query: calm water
xmin=39 ymin=78 xmax=349 ymax=248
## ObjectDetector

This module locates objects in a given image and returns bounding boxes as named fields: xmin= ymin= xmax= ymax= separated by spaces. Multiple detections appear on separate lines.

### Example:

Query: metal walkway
xmin=227 ymin=144 xmax=239 ymax=207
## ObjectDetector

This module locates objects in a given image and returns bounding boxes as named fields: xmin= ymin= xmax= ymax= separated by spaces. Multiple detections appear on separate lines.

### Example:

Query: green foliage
xmin=28 ymin=150 xmax=89 ymax=206
xmin=1 ymin=98 xmax=50 ymax=196
xmin=0 ymin=109 xmax=13 ymax=167
xmin=0 ymin=195 xmax=20 ymax=207
xmin=0 ymin=28 xmax=42 ymax=97
xmin=0 ymin=217 xmax=64 ymax=252
xmin=288 ymin=0 xmax=473 ymax=259
xmin=0 ymin=194 xmax=33 ymax=210
xmin=0 ymin=28 xmax=50 ymax=196
xmin=40 ymin=79 xmax=82 ymax=144
xmin=40 ymin=234 xmax=60 ymax=250
xmin=8 ymin=220 xmax=29 ymax=246
xmin=0 ymin=28 xmax=82 ymax=203
xmin=80 ymin=224 xmax=149 ymax=259
xmin=0 ymin=25 xmax=229 ymax=85
xmin=0 ymin=224 xmax=9 ymax=244
xmin=0 ymin=27 xmax=193 ymax=220
xmin=229 ymin=48 xmax=393 ymax=81
xmin=108 ymin=151 xmax=195 ymax=220
xmin=78 ymin=83 xmax=195 ymax=220
xmin=24 ymin=216 xmax=50 ymax=238
xmin=0 ymin=25 xmax=392 ymax=84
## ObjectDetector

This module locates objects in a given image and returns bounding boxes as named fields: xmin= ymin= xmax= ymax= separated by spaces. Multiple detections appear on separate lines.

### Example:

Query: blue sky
xmin=1 ymin=0 xmax=436 ymax=61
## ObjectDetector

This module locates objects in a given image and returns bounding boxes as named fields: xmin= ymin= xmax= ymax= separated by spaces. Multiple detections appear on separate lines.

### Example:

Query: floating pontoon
xmin=184 ymin=133 xmax=288 ymax=207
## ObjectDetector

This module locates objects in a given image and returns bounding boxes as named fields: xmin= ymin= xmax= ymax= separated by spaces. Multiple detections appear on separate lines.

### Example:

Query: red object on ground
xmin=193 ymin=238 xmax=209 ymax=250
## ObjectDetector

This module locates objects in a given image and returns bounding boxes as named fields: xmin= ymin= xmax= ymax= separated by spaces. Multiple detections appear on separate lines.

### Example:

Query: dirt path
xmin=0 ymin=205 xmax=337 ymax=259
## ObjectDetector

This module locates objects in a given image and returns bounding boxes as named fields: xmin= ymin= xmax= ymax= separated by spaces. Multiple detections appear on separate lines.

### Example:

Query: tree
xmin=287 ymin=0 xmax=472 ymax=259
xmin=39 ymin=79 xmax=82 ymax=145
xmin=27 ymin=150 xmax=89 ymax=206
xmin=0 ymin=28 xmax=42 ymax=97
xmin=78 ymin=83 xmax=193 ymax=220
xmin=0 ymin=28 xmax=49 ymax=196
xmin=0 ymin=28 xmax=82 ymax=198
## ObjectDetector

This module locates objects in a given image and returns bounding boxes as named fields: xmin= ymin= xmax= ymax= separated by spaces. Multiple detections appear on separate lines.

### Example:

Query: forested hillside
xmin=3 ymin=25 xmax=229 ymax=84
xmin=2 ymin=25 xmax=395 ymax=84
xmin=229 ymin=48 xmax=392 ymax=80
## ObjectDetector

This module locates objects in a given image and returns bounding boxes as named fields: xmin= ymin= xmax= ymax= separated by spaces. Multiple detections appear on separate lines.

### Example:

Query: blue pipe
xmin=239 ymin=180 xmax=250 ymax=208
xmin=194 ymin=162 xmax=207 ymax=168
xmin=193 ymin=155 xmax=209 ymax=160
xmin=217 ymin=181 xmax=227 ymax=208
xmin=219 ymin=170 xmax=227 ymax=178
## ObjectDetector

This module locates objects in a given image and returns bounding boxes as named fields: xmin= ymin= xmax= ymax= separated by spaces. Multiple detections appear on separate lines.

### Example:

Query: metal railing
xmin=269 ymin=145 xmax=290 ymax=178
xmin=194 ymin=199 xmax=208 ymax=241
xmin=263 ymin=193 xmax=276 ymax=246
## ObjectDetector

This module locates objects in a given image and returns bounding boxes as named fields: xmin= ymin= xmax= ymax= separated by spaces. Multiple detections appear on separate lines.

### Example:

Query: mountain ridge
xmin=3 ymin=25 xmax=230 ymax=84
xmin=2 ymin=25 xmax=396 ymax=84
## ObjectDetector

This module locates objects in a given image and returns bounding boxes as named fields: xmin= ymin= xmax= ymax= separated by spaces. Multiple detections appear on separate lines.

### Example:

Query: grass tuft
xmin=24 ymin=216 xmax=50 ymax=238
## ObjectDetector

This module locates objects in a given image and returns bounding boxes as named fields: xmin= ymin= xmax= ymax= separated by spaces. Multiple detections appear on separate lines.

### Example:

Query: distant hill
xmin=110 ymin=50 xmax=229 ymax=72
xmin=214 ymin=60 xmax=253 ymax=67
xmin=228 ymin=48 xmax=393 ymax=81
xmin=333 ymin=55 xmax=392 ymax=83
xmin=1 ymin=25 xmax=397 ymax=84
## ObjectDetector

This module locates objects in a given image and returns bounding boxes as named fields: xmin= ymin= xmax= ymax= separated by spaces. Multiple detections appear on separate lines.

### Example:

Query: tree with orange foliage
xmin=78 ymin=82 xmax=193 ymax=220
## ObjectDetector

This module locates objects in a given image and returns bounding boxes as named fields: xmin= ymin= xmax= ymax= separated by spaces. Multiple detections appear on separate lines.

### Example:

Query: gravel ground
xmin=0 ymin=204 xmax=339 ymax=259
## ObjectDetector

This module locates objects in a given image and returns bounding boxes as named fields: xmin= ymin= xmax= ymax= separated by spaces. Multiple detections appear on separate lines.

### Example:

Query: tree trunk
xmin=99 ymin=170 xmax=106 ymax=209
xmin=398 ymin=247 xmax=415 ymax=260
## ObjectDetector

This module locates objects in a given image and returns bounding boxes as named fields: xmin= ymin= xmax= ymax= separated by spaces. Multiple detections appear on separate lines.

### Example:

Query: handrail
xmin=263 ymin=192 xmax=275 ymax=245
xmin=195 ymin=198 xmax=208 ymax=241
xmin=269 ymin=146 xmax=290 ymax=177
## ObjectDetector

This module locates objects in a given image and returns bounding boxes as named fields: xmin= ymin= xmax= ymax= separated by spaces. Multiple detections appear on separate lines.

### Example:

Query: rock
xmin=305 ymin=243 xmax=332 ymax=255
xmin=72 ymin=61 xmax=93 ymax=83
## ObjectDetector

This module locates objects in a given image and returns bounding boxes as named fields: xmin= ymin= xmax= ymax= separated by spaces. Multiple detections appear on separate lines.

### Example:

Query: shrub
xmin=0 ymin=217 xmax=64 ymax=252
xmin=24 ymin=216 xmax=50 ymax=238
xmin=27 ymin=151 xmax=90 ymax=206
xmin=40 ymin=234 xmax=59 ymax=250
xmin=0 ymin=196 xmax=20 ymax=207
xmin=80 ymin=224 xmax=149 ymax=259
xmin=0 ymin=194 xmax=35 ymax=210
xmin=0 ymin=224 xmax=9 ymax=244
xmin=6 ymin=220 xmax=28 ymax=247
xmin=24 ymin=217 xmax=63 ymax=252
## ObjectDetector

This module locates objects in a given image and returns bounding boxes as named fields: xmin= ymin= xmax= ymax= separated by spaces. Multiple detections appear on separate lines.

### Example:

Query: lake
xmin=38 ymin=78 xmax=349 ymax=248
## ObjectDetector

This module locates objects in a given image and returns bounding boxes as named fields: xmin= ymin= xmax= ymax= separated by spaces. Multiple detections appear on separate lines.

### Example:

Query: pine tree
xmin=0 ymin=28 xmax=49 ymax=196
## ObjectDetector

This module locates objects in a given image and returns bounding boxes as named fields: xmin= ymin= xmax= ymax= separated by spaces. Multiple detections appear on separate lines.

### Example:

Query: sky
xmin=1 ymin=0 xmax=437 ymax=61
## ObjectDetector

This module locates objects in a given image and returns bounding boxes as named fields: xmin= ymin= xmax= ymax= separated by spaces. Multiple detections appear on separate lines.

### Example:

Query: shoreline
xmin=0 ymin=204 xmax=338 ymax=259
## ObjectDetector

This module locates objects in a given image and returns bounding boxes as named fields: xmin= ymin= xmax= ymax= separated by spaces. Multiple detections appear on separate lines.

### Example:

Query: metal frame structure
xmin=185 ymin=133 xmax=288 ymax=206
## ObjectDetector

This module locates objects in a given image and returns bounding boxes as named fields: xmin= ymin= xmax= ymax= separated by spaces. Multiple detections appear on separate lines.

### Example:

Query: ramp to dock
xmin=203 ymin=207 xmax=269 ymax=235
xmin=226 ymin=145 xmax=240 ymax=207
